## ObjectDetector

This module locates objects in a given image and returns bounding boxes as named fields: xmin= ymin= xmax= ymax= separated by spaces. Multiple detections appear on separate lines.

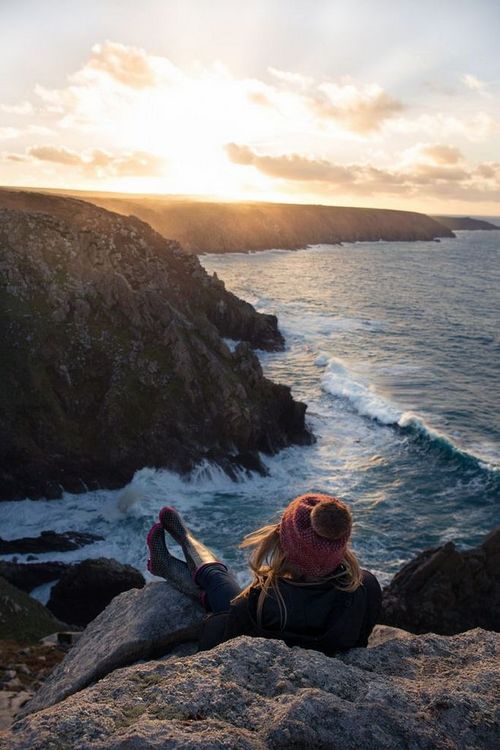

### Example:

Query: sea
xmin=1 ymin=229 xmax=499 ymax=598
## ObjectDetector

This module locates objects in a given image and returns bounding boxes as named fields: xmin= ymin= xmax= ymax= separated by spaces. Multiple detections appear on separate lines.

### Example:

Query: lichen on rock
xmin=3 ymin=626 xmax=498 ymax=750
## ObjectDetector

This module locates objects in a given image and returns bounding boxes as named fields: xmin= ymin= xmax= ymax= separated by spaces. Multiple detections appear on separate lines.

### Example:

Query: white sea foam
xmin=278 ymin=313 xmax=383 ymax=342
xmin=222 ymin=338 xmax=241 ymax=352
xmin=314 ymin=353 xmax=329 ymax=367
xmin=322 ymin=357 xmax=401 ymax=425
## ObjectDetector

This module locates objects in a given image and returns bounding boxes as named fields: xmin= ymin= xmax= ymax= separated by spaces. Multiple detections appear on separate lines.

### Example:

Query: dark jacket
xmin=198 ymin=569 xmax=381 ymax=656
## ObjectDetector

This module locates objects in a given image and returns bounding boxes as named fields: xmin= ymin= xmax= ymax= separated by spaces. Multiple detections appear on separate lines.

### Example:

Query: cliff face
xmin=10 ymin=190 xmax=454 ymax=253
xmin=0 ymin=191 xmax=312 ymax=501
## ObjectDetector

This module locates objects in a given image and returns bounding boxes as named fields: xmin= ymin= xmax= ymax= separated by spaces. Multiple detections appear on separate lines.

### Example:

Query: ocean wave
xmin=322 ymin=357 xmax=401 ymax=425
xmin=278 ymin=313 xmax=384 ymax=341
xmin=321 ymin=357 xmax=498 ymax=473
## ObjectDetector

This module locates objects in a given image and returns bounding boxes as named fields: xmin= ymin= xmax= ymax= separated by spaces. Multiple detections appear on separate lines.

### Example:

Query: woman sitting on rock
xmin=147 ymin=493 xmax=381 ymax=655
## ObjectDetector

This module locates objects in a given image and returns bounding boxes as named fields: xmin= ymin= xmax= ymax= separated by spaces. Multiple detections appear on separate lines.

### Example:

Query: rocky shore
xmin=0 ymin=190 xmax=313 ymax=500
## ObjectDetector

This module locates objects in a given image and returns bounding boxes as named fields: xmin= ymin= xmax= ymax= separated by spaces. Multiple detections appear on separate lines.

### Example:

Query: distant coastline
xmin=0 ymin=187 xmax=453 ymax=254
xmin=431 ymin=215 xmax=500 ymax=231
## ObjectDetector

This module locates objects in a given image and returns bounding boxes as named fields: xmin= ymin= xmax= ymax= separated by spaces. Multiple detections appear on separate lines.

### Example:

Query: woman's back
xmin=199 ymin=569 xmax=381 ymax=655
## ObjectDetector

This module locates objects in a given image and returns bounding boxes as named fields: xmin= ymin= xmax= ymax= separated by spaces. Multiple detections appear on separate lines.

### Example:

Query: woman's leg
xmin=195 ymin=563 xmax=241 ymax=613
xmin=159 ymin=506 xmax=241 ymax=612
xmin=146 ymin=522 xmax=200 ymax=598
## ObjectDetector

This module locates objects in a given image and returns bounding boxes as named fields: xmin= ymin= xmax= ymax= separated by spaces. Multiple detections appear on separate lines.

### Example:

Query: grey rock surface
xmin=20 ymin=582 xmax=204 ymax=717
xmin=3 ymin=628 xmax=498 ymax=749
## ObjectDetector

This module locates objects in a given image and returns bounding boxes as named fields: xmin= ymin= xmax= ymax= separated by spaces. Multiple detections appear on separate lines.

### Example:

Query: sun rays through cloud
xmin=1 ymin=2 xmax=499 ymax=213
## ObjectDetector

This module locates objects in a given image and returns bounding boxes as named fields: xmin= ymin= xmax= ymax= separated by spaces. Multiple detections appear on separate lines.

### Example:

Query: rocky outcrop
xmin=381 ymin=527 xmax=500 ymax=635
xmin=0 ymin=578 xmax=66 ymax=643
xmin=62 ymin=192 xmax=455 ymax=253
xmin=0 ymin=190 xmax=312 ymax=500
xmin=22 ymin=582 xmax=204 ymax=716
xmin=0 ymin=562 xmax=69 ymax=593
xmin=46 ymin=558 xmax=145 ymax=627
xmin=3 ymin=627 xmax=498 ymax=749
xmin=431 ymin=215 xmax=500 ymax=230
xmin=0 ymin=530 xmax=102 ymax=554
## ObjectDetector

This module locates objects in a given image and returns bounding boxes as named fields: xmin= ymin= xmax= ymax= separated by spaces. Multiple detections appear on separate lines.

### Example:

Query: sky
xmin=1 ymin=0 xmax=499 ymax=213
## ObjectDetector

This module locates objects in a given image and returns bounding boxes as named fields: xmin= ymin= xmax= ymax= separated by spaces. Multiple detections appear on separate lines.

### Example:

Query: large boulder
xmin=4 ymin=628 xmax=498 ymax=749
xmin=46 ymin=558 xmax=145 ymax=627
xmin=0 ymin=577 xmax=66 ymax=643
xmin=0 ymin=190 xmax=312 ymax=501
xmin=22 ymin=581 xmax=204 ymax=716
xmin=381 ymin=527 xmax=500 ymax=634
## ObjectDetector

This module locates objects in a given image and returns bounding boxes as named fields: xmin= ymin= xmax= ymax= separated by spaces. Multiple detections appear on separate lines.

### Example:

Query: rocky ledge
xmin=0 ymin=190 xmax=313 ymax=500
xmin=1 ymin=582 xmax=497 ymax=750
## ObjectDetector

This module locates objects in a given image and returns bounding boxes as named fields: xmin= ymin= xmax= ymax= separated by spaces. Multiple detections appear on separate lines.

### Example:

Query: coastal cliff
xmin=84 ymin=198 xmax=455 ymax=254
xmin=0 ymin=191 xmax=312 ymax=501
xmin=3 ymin=190 xmax=454 ymax=254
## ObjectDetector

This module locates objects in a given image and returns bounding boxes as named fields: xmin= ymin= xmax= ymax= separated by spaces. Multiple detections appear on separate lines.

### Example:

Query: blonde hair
xmin=233 ymin=513 xmax=363 ymax=631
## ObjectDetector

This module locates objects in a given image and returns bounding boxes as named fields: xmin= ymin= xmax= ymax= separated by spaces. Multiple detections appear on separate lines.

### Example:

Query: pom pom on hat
xmin=278 ymin=493 xmax=352 ymax=578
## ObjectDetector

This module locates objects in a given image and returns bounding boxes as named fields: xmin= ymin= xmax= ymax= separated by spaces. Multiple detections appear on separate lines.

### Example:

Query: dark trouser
xmin=195 ymin=563 xmax=241 ymax=613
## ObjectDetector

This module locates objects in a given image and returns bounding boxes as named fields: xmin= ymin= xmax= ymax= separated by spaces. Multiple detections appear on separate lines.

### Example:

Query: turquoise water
xmin=1 ymin=230 xmax=499 ymax=589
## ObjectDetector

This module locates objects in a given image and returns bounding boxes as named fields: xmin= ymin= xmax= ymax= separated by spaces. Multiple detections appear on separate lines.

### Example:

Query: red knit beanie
xmin=278 ymin=493 xmax=352 ymax=578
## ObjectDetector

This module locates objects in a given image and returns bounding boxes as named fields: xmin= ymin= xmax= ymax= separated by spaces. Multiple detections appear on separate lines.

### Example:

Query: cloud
xmin=28 ymin=145 xmax=81 ymax=165
xmin=264 ymin=70 xmax=404 ymax=133
xmin=225 ymin=143 xmax=353 ymax=183
xmin=1 ymin=101 xmax=34 ymax=115
xmin=311 ymin=82 xmax=403 ymax=133
xmin=462 ymin=73 xmax=491 ymax=98
xmin=29 ymin=41 xmax=182 ymax=133
xmin=225 ymin=143 xmax=500 ymax=200
xmin=4 ymin=152 xmax=29 ymax=162
xmin=247 ymin=91 xmax=272 ymax=107
xmin=82 ymin=41 xmax=168 ymax=89
xmin=403 ymin=142 xmax=464 ymax=166
xmin=417 ymin=144 xmax=463 ymax=165
xmin=388 ymin=111 xmax=498 ymax=142
xmin=4 ymin=39 xmax=498 ymax=207
xmin=7 ymin=145 xmax=165 ymax=177
xmin=268 ymin=67 xmax=314 ymax=89
xmin=0 ymin=127 xmax=22 ymax=140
